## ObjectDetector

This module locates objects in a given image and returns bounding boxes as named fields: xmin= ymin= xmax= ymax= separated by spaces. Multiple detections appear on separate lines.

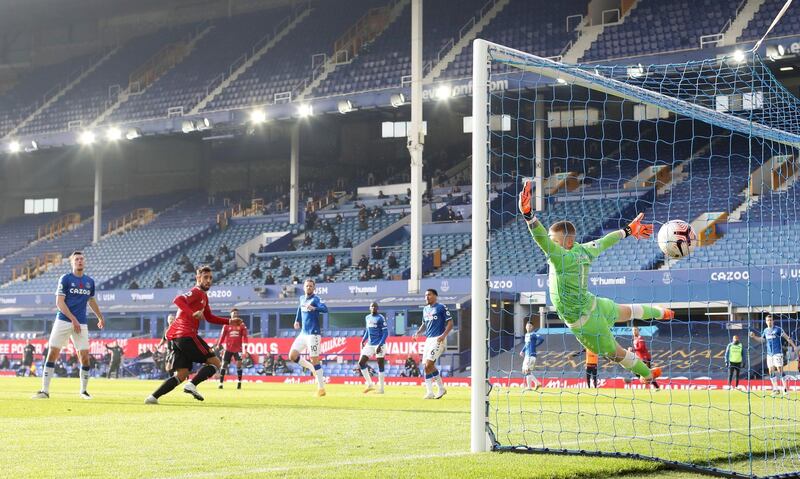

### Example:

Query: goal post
xmin=470 ymin=38 xmax=800 ymax=478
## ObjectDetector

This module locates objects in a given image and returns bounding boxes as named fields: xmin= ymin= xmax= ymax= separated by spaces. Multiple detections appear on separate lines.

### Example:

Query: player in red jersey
xmin=213 ymin=308 xmax=248 ymax=390
xmin=145 ymin=266 xmax=242 ymax=404
xmin=632 ymin=327 xmax=660 ymax=390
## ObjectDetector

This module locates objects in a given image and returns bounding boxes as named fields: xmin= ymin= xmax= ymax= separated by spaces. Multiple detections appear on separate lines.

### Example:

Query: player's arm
xmin=517 ymin=179 xmax=567 ymax=259
xmin=361 ymin=327 xmax=369 ymax=345
xmin=56 ymin=294 xmax=81 ymax=333
xmin=724 ymin=343 xmax=730 ymax=366
xmin=201 ymin=304 xmax=233 ymax=326
xmin=87 ymin=297 xmax=105 ymax=329
xmin=437 ymin=319 xmax=454 ymax=344
xmin=313 ymin=297 xmax=328 ymax=313
xmin=535 ymin=334 xmax=545 ymax=348
xmin=412 ymin=321 xmax=425 ymax=339
xmin=294 ymin=304 xmax=302 ymax=330
xmin=214 ymin=325 xmax=229 ymax=350
xmin=748 ymin=331 xmax=764 ymax=344
xmin=173 ymin=294 xmax=197 ymax=318
xmin=242 ymin=326 xmax=249 ymax=352
xmin=569 ymin=349 xmax=585 ymax=358
xmin=378 ymin=317 xmax=389 ymax=346
xmin=781 ymin=331 xmax=798 ymax=351
xmin=582 ymin=213 xmax=653 ymax=258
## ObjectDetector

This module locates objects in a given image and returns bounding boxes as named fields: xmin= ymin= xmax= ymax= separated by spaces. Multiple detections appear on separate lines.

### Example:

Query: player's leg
xmin=289 ymin=335 xmax=315 ymax=371
xmin=70 ymin=324 xmax=92 ymax=398
xmin=590 ymin=367 xmax=598 ymax=388
xmin=597 ymin=298 xmax=658 ymax=381
xmin=727 ymin=365 xmax=734 ymax=387
xmin=77 ymin=349 xmax=92 ymax=398
xmin=219 ymin=351 xmax=230 ymax=388
xmin=733 ymin=364 xmax=741 ymax=388
xmin=376 ymin=355 xmax=386 ymax=393
xmin=525 ymin=357 xmax=540 ymax=390
xmin=358 ymin=350 xmax=374 ymax=392
xmin=644 ymin=360 xmax=660 ymax=390
xmin=766 ymin=356 xmax=779 ymax=393
xmin=616 ymin=304 xmax=673 ymax=322
xmin=585 ymin=367 xmax=591 ymax=388
xmin=422 ymin=337 xmax=446 ymax=398
xmin=34 ymin=320 xmax=71 ymax=398
xmin=778 ymin=364 xmax=788 ymax=395
xmin=308 ymin=336 xmax=325 ymax=395
xmin=148 ymin=368 xmax=190 ymax=403
xmin=235 ymin=354 xmax=243 ymax=389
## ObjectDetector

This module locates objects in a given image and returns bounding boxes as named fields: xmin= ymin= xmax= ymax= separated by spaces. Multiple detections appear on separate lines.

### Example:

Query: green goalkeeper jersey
xmin=528 ymin=221 xmax=622 ymax=323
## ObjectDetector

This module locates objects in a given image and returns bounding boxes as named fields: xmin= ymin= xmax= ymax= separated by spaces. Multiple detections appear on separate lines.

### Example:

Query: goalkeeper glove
xmin=623 ymin=212 xmax=653 ymax=239
xmin=518 ymin=178 xmax=535 ymax=222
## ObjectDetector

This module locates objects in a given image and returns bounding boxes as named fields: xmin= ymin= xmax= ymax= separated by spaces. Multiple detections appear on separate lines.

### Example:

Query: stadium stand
xmin=439 ymin=0 xmax=584 ymax=80
xmin=581 ymin=0 xmax=741 ymax=62
xmin=203 ymin=0 xmax=381 ymax=111
xmin=739 ymin=0 xmax=800 ymax=42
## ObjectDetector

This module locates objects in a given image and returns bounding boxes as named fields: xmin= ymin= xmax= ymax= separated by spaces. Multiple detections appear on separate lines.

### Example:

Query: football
xmin=657 ymin=220 xmax=697 ymax=259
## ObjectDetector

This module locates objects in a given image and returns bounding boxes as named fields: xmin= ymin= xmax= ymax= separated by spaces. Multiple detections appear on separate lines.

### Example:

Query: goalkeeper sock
xmin=79 ymin=365 xmax=90 ymax=392
xmin=191 ymin=364 xmax=218 ymax=386
xmin=620 ymin=350 xmax=651 ymax=379
xmin=629 ymin=304 xmax=664 ymax=320
xmin=313 ymin=364 xmax=325 ymax=389
xmin=360 ymin=366 xmax=373 ymax=386
xmin=41 ymin=362 xmax=55 ymax=393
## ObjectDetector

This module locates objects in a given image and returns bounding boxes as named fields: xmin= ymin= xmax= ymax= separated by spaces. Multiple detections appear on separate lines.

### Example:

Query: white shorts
xmin=522 ymin=356 xmax=537 ymax=374
xmin=361 ymin=344 xmax=386 ymax=358
xmin=422 ymin=337 xmax=444 ymax=363
xmin=48 ymin=319 xmax=89 ymax=351
xmin=767 ymin=353 xmax=785 ymax=369
xmin=291 ymin=333 xmax=321 ymax=357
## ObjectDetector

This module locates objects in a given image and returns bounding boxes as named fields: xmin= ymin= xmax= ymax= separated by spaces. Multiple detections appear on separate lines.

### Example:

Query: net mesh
xmin=480 ymin=45 xmax=800 ymax=478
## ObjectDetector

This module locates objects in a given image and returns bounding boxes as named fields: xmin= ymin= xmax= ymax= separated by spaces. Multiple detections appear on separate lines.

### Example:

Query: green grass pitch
xmin=1 ymin=377 xmax=798 ymax=478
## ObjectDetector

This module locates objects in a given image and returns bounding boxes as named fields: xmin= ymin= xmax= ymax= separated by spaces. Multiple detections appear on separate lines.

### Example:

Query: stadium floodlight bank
xmin=471 ymin=38 xmax=800 ymax=478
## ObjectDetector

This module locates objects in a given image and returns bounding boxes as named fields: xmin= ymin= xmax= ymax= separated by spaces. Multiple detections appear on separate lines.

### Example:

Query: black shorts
xmin=729 ymin=362 xmax=742 ymax=371
xmin=168 ymin=336 xmax=215 ymax=371
xmin=223 ymin=351 xmax=241 ymax=363
xmin=586 ymin=366 xmax=598 ymax=375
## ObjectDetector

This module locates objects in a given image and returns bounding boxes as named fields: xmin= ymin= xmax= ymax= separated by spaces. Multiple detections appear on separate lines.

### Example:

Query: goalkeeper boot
xmin=662 ymin=309 xmax=675 ymax=320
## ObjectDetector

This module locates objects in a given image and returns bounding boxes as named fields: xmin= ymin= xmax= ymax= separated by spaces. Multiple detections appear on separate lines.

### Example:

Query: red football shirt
xmin=633 ymin=335 xmax=651 ymax=361
xmin=219 ymin=324 xmax=248 ymax=353
xmin=166 ymin=286 xmax=230 ymax=340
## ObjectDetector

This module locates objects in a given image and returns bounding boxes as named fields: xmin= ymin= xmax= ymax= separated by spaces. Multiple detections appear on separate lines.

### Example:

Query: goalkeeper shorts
xmin=567 ymin=297 xmax=620 ymax=357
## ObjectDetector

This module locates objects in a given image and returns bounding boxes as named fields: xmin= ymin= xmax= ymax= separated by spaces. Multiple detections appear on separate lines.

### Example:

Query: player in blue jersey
xmin=359 ymin=302 xmax=389 ymax=394
xmin=33 ymin=252 xmax=105 ymax=399
xmin=519 ymin=322 xmax=544 ymax=391
xmin=412 ymin=289 xmax=453 ymax=399
xmin=289 ymin=278 xmax=329 ymax=396
xmin=750 ymin=314 xmax=798 ymax=396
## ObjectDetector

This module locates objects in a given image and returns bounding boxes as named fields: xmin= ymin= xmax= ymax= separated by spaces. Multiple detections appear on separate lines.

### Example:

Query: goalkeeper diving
xmin=518 ymin=179 xmax=673 ymax=384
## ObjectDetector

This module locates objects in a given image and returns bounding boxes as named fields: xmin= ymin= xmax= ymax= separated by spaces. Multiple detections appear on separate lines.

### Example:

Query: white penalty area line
xmin=159 ymin=451 xmax=473 ymax=479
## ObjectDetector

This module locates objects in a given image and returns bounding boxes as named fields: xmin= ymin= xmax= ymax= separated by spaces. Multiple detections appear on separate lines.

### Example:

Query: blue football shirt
xmin=55 ymin=273 xmax=95 ymax=324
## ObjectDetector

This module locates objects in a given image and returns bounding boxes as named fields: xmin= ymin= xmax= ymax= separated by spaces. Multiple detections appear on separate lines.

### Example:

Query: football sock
xmin=236 ymin=368 xmax=243 ymax=383
xmin=191 ymin=364 xmax=218 ymax=386
xmin=153 ymin=376 xmax=180 ymax=398
xmin=424 ymin=373 xmax=434 ymax=395
xmin=378 ymin=372 xmax=384 ymax=390
xmin=79 ymin=365 xmax=90 ymax=392
xmin=313 ymin=364 xmax=325 ymax=389
xmin=629 ymin=304 xmax=664 ymax=320
xmin=298 ymin=357 xmax=314 ymax=371
xmin=219 ymin=363 xmax=228 ymax=384
xmin=41 ymin=362 xmax=55 ymax=393
xmin=360 ymin=366 xmax=373 ymax=386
